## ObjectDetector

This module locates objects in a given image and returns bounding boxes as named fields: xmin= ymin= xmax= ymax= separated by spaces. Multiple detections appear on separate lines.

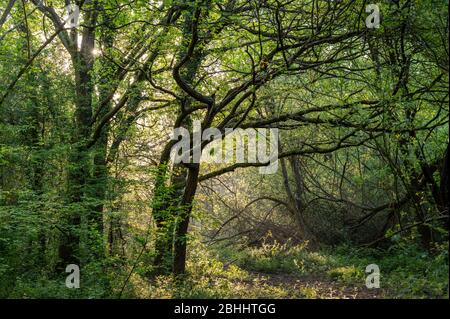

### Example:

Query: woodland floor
xmin=187 ymin=243 xmax=448 ymax=299
xmin=242 ymin=270 xmax=383 ymax=299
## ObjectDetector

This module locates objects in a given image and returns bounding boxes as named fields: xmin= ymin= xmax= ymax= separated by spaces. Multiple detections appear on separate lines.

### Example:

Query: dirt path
xmin=239 ymin=270 xmax=384 ymax=299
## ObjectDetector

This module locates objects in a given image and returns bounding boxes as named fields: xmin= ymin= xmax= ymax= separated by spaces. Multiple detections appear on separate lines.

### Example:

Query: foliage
xmin=0 ymin=0 xmax=448 ymax=299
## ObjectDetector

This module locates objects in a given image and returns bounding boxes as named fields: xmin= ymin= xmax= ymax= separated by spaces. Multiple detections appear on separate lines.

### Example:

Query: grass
xmin=2 ymin=237 xmax=448 ymax=299
xmin=211 ymin=238 xmax=449 ymax=299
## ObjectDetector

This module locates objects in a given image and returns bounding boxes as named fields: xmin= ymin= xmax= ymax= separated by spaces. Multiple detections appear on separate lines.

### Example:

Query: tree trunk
xmin=173 ymin=164 xmax=200 ymax=275
xmin=58 ymin=44 xmax=94 ymax=267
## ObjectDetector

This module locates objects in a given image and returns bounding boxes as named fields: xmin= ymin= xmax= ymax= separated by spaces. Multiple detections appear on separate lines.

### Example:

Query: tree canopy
xmin=0 ymin=0 xmax=448 ymax=299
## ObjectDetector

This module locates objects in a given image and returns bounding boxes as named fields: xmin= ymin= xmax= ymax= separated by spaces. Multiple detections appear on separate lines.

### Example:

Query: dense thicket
xmin=0 ymin=0 xmax=448 ymax=298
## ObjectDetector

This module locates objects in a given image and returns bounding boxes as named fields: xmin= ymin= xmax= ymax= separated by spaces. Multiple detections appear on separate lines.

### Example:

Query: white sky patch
xmin=92 ymin=48 xmax=101 ymax=56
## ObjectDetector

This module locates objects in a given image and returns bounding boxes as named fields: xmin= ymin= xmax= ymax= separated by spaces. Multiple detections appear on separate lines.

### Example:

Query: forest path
xmin=238 ymin=270 xmax=384 ymax=299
